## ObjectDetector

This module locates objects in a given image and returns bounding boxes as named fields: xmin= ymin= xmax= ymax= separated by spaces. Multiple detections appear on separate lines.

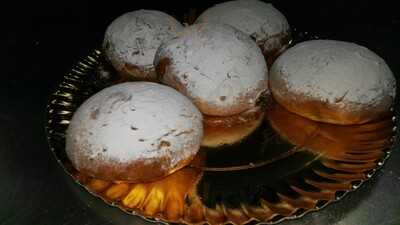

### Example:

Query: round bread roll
xmin=270 ymin=40 xmax=396 ymax=125
xmin=103 ymin=10 xmax=184 ymax=81
xmin=195 ymin=0 xmax=291 ymax=65
xmin=154 ymin=22 xmax=269 ymax=117
xmin=202 ymin=106 xmax=265 ymax=148
xmin=66 ymin=82 xmax=203 ymax=182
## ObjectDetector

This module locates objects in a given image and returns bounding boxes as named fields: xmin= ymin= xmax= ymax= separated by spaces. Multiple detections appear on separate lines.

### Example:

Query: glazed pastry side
xmin=201 ymin=106 xmax=265 ymax=148
xmin=103 ymin=10 xmax=184 ymax=81
xmin=65 ymin=82 xmax=203 ymax=182
xmin=269 ymin=40 xmax=396 ymax=125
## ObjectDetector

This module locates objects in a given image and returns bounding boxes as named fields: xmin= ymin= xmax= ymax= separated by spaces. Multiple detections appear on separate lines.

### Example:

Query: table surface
xmin=1 ymin=1 xmax=400 ymax=225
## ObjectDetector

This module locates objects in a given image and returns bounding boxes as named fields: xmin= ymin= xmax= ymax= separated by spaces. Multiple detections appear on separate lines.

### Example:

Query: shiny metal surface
xmin=44 ymin=48 xmax=395 ymax=224
xmin=1 ymin=1 xmax=399 ymax=224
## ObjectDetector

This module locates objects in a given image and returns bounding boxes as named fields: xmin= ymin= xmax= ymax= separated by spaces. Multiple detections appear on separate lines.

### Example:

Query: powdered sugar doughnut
xmin=154 ymin=23 xmax=268 ymax=116
xmin=195 ymin=0 xmax=291 ymax=65
xmin=103 ymin=10 xmax=184 ymax=81
xmin=66 ymin=82 xmax=203 ymax=182
xmin=270 ymin=40 xmax=396 ymax=125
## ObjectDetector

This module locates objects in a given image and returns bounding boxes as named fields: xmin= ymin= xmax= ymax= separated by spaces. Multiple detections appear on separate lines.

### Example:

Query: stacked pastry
xmin=66 ymin=0 xmax=396 ymax=185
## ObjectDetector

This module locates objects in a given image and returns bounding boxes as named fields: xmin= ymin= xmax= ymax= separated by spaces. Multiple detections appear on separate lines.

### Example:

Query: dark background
xmin=1 ymin=1 xmax=400 ymax=225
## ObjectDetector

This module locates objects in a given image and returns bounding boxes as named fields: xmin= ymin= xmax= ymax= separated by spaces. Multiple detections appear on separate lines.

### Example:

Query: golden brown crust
xmin=72 ymin=151 xmax=198 ymax=183
xmin=258 ymin=31 xmax=292 ymax=67
xmin=103 ymin=41 xmax=159 ymax=82
xmin=203 ymin=105 xmax=264 ymax=127
xmin=114 ymin=63 xmax=158 ymax=82
xmin=273 ymin=85 xmax=390 ymax=125
xmin=70 ymin=134 xmax=201 ymax=183
xmin=190 ymin=88 xmax=266 ymax=116
xmin=270 ymin=78 xmax=392 ymax=125
xmin=201 ymin=106 xmax=265 ymax=147
xmin=155 ymin=57 xmax=170 ymax=79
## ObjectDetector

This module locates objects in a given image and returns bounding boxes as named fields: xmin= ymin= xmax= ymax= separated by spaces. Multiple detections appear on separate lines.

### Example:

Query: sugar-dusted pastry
xmin=103 ymin=10 xmax=184 ymax=81
xmin=195 ymin=0 xmax=291 ymax=65
xmin=66 ymin=82 xmax=203 ymax=182
xmin=270 ymin=40 xmax=396 ymax=125
xmin=155 ymin=23 xmax=268 ymax=147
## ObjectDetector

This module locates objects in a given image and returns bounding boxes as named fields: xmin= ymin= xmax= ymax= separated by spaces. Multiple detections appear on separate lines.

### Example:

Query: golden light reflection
xmin=266 ymin=98 xmax=394 ymax=170
xmin=72 ymin=155 xmax=204 ymax=222
xmin=69 ymin=98 xmax=394 ymax=225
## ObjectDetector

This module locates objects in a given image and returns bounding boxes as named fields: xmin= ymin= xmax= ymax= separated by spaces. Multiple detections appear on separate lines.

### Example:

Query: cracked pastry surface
xmin=103 ymin=10 xmax=184 ymax=81
xmin=270 ymin=40 xmax=396 ymax=125
xmin=154 ymin=22 xmax=268 ymax=117
xmin=66 ymin=82 xmax=203 ymax=182
xmin=195 ymin=0 xmax=291 ymax=63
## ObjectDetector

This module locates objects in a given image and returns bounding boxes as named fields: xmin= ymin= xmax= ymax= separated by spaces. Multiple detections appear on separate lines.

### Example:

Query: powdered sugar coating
xmin=195 ymin=0 xmax=290 ymax=45
xmin=66 ymin=82 xmax=203 ymax=174
xmin=103 ymin=10 xmax=184 ymax=78
xmin=270 ymin=40 xmax=396 ymax=115
xmin=154 ymin=23 xmax=268 ymax=116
